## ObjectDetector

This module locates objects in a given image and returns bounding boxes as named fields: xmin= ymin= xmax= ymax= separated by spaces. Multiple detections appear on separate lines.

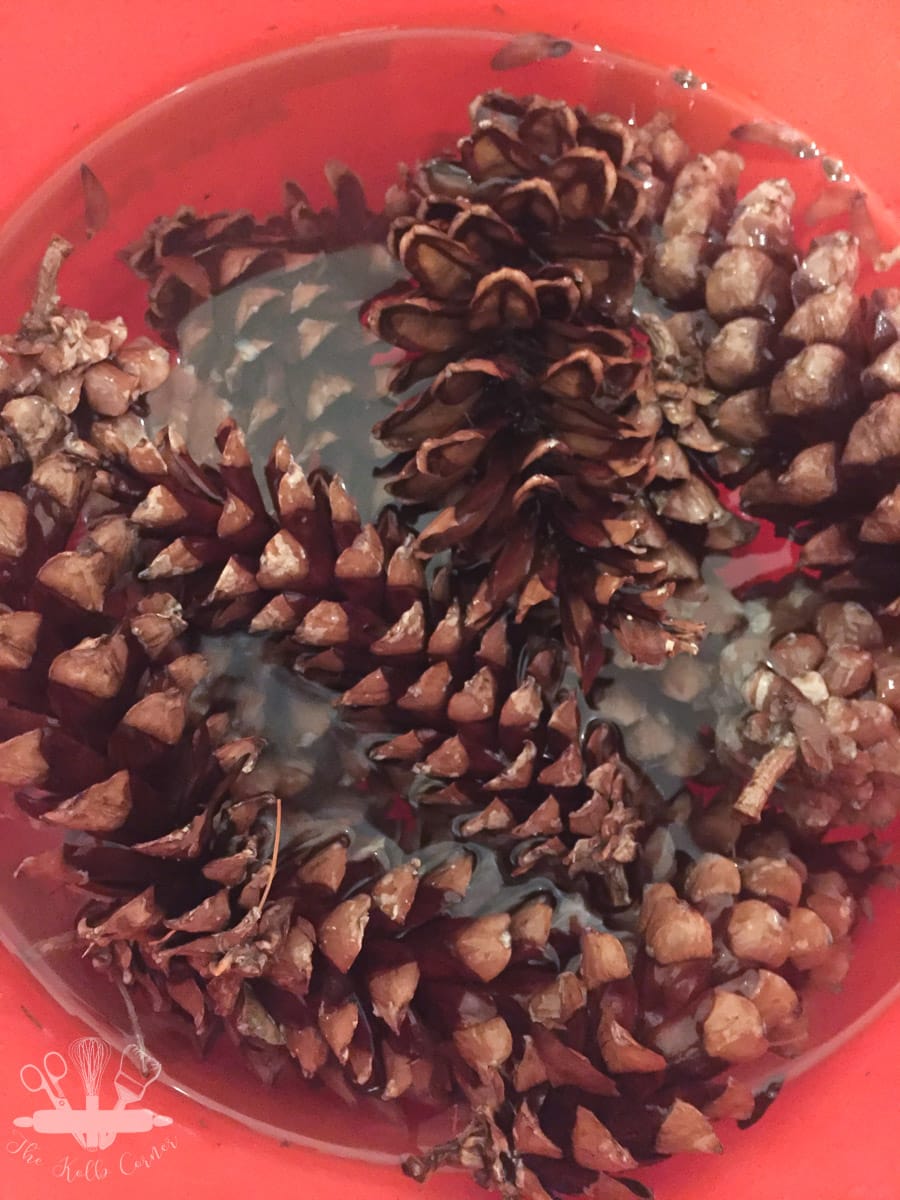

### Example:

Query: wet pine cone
xmin=124 ymin=165 xmax=389 ymax=341
xmin=122 ymin=420 xmax=424 ymax=639
xmin=345 ymin=640 xmax=658 ymax=904
xmin=123 ymin=167 xmax=399 ymax=475
xmin=651 ymin=193 xmax=900 ymax=610
xmin=365 ymin=93 xmax=754 ymax=687
xmin=733 ymin=271 xmax=900 ymax=605
xmin=714 ymin=580 xmax=900 ymax=835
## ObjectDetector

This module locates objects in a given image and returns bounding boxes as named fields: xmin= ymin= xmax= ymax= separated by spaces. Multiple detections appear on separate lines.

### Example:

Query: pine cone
xmin=401 ymin=795 xmax=878 ymax=1199
xmin=644 ymin=173 xmax=801 ymax=477
xmin=648 ymin=181 xmax=900 ymax=607
xmin=341 ymin=641 xmax=656 ymax=904
xmin=0 ymin=241 xmax=170 ymax=614
xmin=730 ymin=271 xmax=900 ymax=603
xmin=716 ymin=229 xmax=863 ymax=489
xmin=714 ymin=580 xmax=900 ymax=834
xmin=124 ymin=165 xmax=388 ymax=340
xmin=1 ymin=238 xmax=170 ymax=426
xmin=365 ymin=94 xmax=742 ymax=684
xmin=123 ymin=169 xmax=396 ymax=479
xmin=647 ymin=158 xmax=786 ymax=314
xmin=9 ymin=636 xmax=288 ymax=1047
xmin=118 ymin=419 xmax=461 ymax=658
xmin=386 ymin=90 xmax=662 ymax=321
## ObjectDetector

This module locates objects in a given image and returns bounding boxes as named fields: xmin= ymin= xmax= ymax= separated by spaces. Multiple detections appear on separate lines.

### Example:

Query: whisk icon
xmin=69 ymin=1038 xmax=109 ymax=1151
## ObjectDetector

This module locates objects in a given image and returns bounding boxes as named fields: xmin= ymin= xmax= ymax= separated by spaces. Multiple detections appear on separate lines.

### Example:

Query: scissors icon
xmin=20 ymin=1052 xmax=70 ymax=1111
xmin=19 ymin=1052 xmax=87 ymax=1148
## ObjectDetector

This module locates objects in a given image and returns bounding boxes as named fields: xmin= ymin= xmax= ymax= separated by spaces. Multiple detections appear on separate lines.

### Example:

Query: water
xmin=0 ymin=26 xmax=899 ymax=1163
xmin=145 ymin=244 xmax=405 ymax=511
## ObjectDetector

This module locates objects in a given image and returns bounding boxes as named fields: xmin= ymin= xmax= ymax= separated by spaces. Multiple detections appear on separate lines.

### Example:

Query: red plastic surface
xmin=0 ymin=3 xmax=898 ymax=1199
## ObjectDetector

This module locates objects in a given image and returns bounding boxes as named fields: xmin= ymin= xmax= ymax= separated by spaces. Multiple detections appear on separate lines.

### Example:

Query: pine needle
xmin=256 ymin=794 xmax=283 ymax=914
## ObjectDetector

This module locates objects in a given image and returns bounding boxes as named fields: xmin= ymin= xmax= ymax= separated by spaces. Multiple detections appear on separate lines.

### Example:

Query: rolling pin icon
xmin=13 ymin=1108 xmax=173 ymax=1136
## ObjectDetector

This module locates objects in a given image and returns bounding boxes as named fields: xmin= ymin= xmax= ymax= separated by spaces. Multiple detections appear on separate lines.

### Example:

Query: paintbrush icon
xmin=97 ymin=1043 xmax=165 ymax=1150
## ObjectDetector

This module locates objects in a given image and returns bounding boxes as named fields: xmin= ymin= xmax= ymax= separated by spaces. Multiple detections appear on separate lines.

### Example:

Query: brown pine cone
xmin=714 ymin=580 xmax=900 ymax=834
xmin=0 ymin=238 xmax=171 ymax=613
xmin=0 ymin=587 xmax=280 ymax=919
xmin=0 ymin=239 xmax=170 ymax=579
xmin=122 ymin=170 xmax=397 ymax=480
xmin=374 ymin=360 xmax=709 ymax=687
xmin=124 ymin=165 xmax=388 ymax=340
xmin=4 ymin=528 xmax=869 ymax=1183
xmin=120 ymin=421 xmax=469 ymax=663
xmin=645 ymin=173 xmax=801 ymax=478
xmin=388 ymin=90 xmax=670 ymax=319
xmin=719 ymin=230 xmax=864 ymax=497
xmin=740 ymin=278 xmax=900 ymax=604
xmin=10 ymin=643 xmax=288 ymax=1051
xmin=645 ymin=147 xmax=747 ymax=307
xmin=341 ymin=638 xmax=658 ymax=904
xmin=688 ymin=223 xmax=900 ymax=610
xmin=365 ymin=95 xmax=737 ymax=684
xmin=406 ymin=91 xmax=691 ymax=218
xmin=401 ymin=795 xmax=877 ymax=1200
xmin=661 ymin=171 xmax=797 ymax=341
xmin=1 ymin=238 xmax=170 ymax=428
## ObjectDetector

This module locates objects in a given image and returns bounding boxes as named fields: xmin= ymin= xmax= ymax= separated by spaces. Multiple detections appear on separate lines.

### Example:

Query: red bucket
xmin=0 ymin=3 xmax=898 ymax=1199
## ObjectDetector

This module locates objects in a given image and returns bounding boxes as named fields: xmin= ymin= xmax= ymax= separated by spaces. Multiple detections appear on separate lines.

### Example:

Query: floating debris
xmin=80 ymin=163 xmax=110 ymax=240
xmin=490 ymin=32 xmax=573 ymax=71
xmin=821 ymin=155 xmax=847 ymax=182
xmin=731 ymin=120 xmax=818 ymax=159
xmin=874 ymin=244 xmax=900 ymax=273
xmin=803 ymin=182 xmax=856 ymax=226
xmin=671 ymin=67 xmax=708 ymax=91
xmin=738 ymin=1079 xmax=785 ymax=1130
xmin=849 ymin=190 xmax=884 ymax=262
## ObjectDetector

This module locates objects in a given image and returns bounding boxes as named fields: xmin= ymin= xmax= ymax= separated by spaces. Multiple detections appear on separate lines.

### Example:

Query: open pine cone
xmin=113 ymin=415 xmax=525 ymax=684
xmin=343 ymin=642 xmax=658 ymax=905
xmin=365 ymin=94 xmax=759 ymax=686
xmin=651 ymin=194 xmax=899 ymax=612
xmin=0 ymin=241 xmax=171 ymax=621
xmin=713 ymin=579 xmax=900 ymax=835
xmin=645 ymin=169 xmax=801 ymax=477
xmin=399 ymin=785 xmax=879 ymax=1200
xmin=123 ymin=167 xmax=398 ymax=475
xmin=125 ymin=164 xmax=389 ymax=341
xmin=1 ymin=237 xmax=170 ymax=422
xmin=727 ymin=269 xmax=900 ymax=605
